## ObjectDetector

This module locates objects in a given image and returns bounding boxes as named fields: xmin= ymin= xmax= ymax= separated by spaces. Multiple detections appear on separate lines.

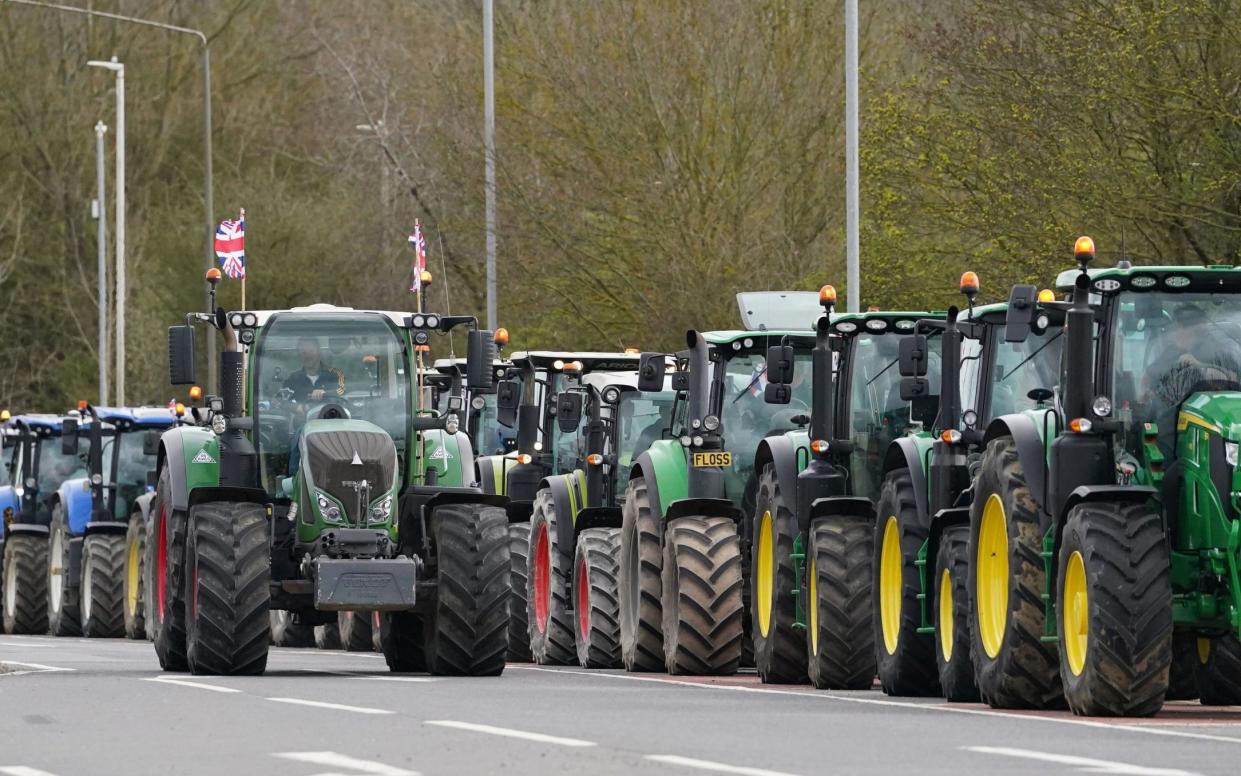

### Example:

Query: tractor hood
xmin=301 ymin=418 xmax=398 ymax=527
xmin=1180 ymin=392 xmax=1241 ymax=441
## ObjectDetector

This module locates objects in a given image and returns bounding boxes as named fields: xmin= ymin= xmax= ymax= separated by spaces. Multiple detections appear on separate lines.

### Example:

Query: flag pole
xmin=240 ymin=207 xmax=247 ymax=310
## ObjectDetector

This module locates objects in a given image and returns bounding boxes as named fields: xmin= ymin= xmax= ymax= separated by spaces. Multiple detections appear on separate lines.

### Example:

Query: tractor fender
xmin=421 ymin=430 xmax=474 ymax=488
xmin=983 ymin=411 xmax=1051 ymax=521
xmin=925 ymin=505 xmax=971 ymax=591
xmin=57 ymin=477 xmax=95 ymax=535
xmin=133 ymin=490 xmax=157 ymax=524
xmin=158 ymin=427 xmax=221 ymax=513
xmin=631 ymin=439 xmax=690 ymax=528
xmin=574 ymin=506 xmax=622 ymax=534
xmin=808 ymin=495 xmax=875 ymax=523
xmin=883 ymin=436 xmax=931 ymax=523
xmin=664 ymin=497 xmax=741 ymax=524
xmin=754 ymin=433 xmax=807 ymax=512
xmin=538 ymin=473 xmax=582 ymax=568
xmin=187 ymin=486 xmax=268 ymax=510
xmin=2 ymin=522 xmax=49 ymax=538
xmin=0 ymin=485 xmax=19 ymax=538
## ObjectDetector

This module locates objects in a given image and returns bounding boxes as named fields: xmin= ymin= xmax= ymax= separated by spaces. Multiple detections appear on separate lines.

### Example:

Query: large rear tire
xmin=1057 ymin=501 xmax=1171 ymax=716
xmin=424 ymin=503 xmax=509 ymax=676
xmin=934 ymin=524 xmax=978 ymax=702
xmin=47 ymin=504 xmax=81 ymax=637
xmin=123 ymin=512 xmax=147 ymax=640
xmin=271 ymin=610 xmax=315 ymax=647
xmin=381 ymin=611 xmax=427 ymax=671
xmin=806 ymin=515 xmax=875 ymax=689
xmin=506 ymin=522 xmax=533 ymax=662
xmin=661 ymin=516 xmax=744 ymax=675
xmin=3 ymin=533 xmax=49 ymax=634
xmin=750 ymin=465 xmax=806 ymax=684
xmin=969 ymin=437 xmax=1063 ymax=709
xmin=1166 ymin=632 xmax=1199 ymax=701
xmin=574 ymin=527 xmax=622 ymax=668
xmin=528 ymin=489 xmax=576 ymax=665
xmin=80 ymin=533 xmax=126 ymax=638
xmin=1196 ymin=634 xmax=1241 ymax=706
xmin=339 ymin=610 xmax=375 ymax=652
xmin=874 ymin=468 xmax=938 ymax=696
xmin=184 ymin=501 xmax=271 ymax=676
xmin=152 ymin=467 xmax=189 ymax=670
xmin=620 ymin=477 xmax=664 ymax=671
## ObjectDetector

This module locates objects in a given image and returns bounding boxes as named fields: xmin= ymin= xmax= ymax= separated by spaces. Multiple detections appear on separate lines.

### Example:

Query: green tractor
xmin=526 ymin=368 xmax=675 ymax=667
xmin=150 ymin=284 xmax=506 ymax=676
xmin=752 ymin=288 xmax=943 ymax=688
xmin=875 ymin=275 xmax=1065 ymax=700
xmin=973 ymin=236 xmax=1241 ymax=715
xmin=619 ymin=291 xmax=824 ymax=675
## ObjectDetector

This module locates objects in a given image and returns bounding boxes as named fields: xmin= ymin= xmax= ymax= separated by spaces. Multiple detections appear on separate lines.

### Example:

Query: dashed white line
xmin=645 ymin=754 xmax=804 ymax=776
xmin=0 ymin=767 xmax=62 ymax=776
xmin=142 ymin=676 xmax=242 ymax=693
xmin=266 ymin=697 xmax=395 ymax=715
xmin=963 ymin=746 xmax=1202 ymax=776
xmin=424 ymin=720 xmax=597 ymax=747
xmin=0 ymin=661 xmax=75 ymax=676
xmin=273 ymin=751 xmax=418 ymax=775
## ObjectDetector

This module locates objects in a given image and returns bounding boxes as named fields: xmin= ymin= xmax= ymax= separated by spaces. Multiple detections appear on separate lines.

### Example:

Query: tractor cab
xmin=434 ymin=355 xmax=515 ymax=458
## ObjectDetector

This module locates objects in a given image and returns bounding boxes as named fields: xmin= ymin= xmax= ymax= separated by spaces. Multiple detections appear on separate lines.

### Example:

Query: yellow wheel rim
xmin=756 ymin=511 xmax=774 ymax=639
xmin=1198 ymin=637 xmax=1212 ymax=665
xmin=976 ymin=494 xmax=1009 ymax=659
xmin=939 ymin=568 xmax=954 ymax=661
xmin=809 ymin=549 xmax=818 ymax=655
xmin=126 ymin=537 xmax=140 ymax=617
xmin=1063 ymin=550 xmax=1088 ymax=676
xmin=879 ymin=516 xmax=902 ymax=655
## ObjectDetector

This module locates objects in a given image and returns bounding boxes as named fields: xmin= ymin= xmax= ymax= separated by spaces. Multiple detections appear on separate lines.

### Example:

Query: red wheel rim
xmin=156 ymin=505 xmax=168 ymax=613
xmin=576 ymin=556 xmax=590 ymax=639
xmin=533 ymin=522 xmax=551 ymax=633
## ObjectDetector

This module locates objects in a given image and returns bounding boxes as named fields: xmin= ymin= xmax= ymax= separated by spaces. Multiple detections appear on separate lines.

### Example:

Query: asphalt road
xmin=2 ymin=635 xmax=1241 ymax=776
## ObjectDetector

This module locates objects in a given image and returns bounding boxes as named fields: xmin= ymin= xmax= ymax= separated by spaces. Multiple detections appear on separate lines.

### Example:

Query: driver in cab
xmin=285 ymin=337 xmax=346 ymax=402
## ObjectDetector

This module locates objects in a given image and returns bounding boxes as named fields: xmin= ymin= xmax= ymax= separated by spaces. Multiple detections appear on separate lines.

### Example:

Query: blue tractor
xmin=51 ymin=405 xmax=177 ymax=638
xmin=1 ymin=414 xmax=87 ymax=634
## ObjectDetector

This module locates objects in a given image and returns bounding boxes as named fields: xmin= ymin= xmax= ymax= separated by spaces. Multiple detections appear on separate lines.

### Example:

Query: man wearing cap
xmin=284 ymin=337 xmax=346 ymax=402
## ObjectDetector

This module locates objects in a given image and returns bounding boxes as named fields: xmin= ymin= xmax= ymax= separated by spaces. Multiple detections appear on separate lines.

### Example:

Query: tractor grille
xmin=304 ymin=429 xmax=396 ymax=525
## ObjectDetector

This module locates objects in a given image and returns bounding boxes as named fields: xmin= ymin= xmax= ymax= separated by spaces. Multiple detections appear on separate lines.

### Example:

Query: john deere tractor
xmin=1 ymin=414 xmax=84 ymax=634
xmin=620 ymin=291 xmax=823 ymax=675
xmin=150 ymin=281 xmax=505 ymax=676
xmin=973 ymin=236 xmax=1241 ymax=716
xmin=752 ymin=288 xmax=942 ymax=688
xmin=50 ymin=405 xmax=177 ymax=639
xmin=875 ymin=275 xmax=1065 ymax=700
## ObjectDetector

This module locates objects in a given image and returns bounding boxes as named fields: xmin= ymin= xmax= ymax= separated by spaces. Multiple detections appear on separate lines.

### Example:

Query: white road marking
xmin=646 ymin=754 xmax=804 ymax=776
xmin=266 ymin=697 xmax=395 ymax=715
xmin=424 ymin=720 xmax=597 ymax=747
xmin=142 ymin=676 xmax=242 ymax=693
xmin=0 ymin=767 xmax=62 ymax=776
xmin=0 ymin=642 xmax=57 ymax=648
xmin=273 ymin=751 xmax=418 ymax=775
xmin=304 ymin=669 xmax=437 ymax=683
xmin=509 ymin=666 xmax=1241 ymax=745
xmin=0 ymin=661 xmax=75 ymax=676
xmin=964 ymin=746 xmax=1202 ymax=776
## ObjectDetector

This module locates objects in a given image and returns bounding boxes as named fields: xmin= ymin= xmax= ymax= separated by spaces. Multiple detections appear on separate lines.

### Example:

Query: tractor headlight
xmin=445 ymin=413 xmax=460 ymax=435
xmin=371 ymin=494 xmax=393 ymax=521
xmin=316 ymin=490 xmax=342 ymax=522
xmin=212 ymin=415 xmax=228 ymax=434
xmin=703 ymin=415 xmax=720 ymax=432
xmin=471 ymin=395 xmax=486 ymax=410
xmin=680 ymin=435 xmax=692 ymax=447
xmin=692 ymin=435 xmax=704 ymax=447
xmin=1226 ymin=441 xmax=1239 ymax=468
xmin=243 ymin=312 xmax=258 ymax=327
xmin=425 ymin=315 xmax=441 ymax=329
xmin=412 ymin=314 xmax=426 ymax=328
xmin=90 ymin=473 xmax=103 ymax=486
xmin=1092 ymin=395 xmax=1112 ymax=417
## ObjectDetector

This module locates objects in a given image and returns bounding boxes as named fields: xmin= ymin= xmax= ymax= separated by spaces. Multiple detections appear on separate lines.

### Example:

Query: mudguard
xmin=631 ymin=439 xmax=689 ymax=525
xmin=883 ymin=435 xmax=933 ymax=523
xmin=540 ymin=473 xmax=584 ymax=568
xmin=574 ymin=506 xmax=622 ymax=533
xmin=158 ymin=427 xmax=221 ymax=512
xmin=665 ymin=497 xmax=741 ymax=524
xmin=421 ymin=430 xmax=474 ymax=488
xmin=925 ymin=505 xmax=971 ymax=591
xmin=983 ymin=410 xmax=1053 ymax=521
xmin=57 ymin=478 xmax=95 ymax=535
xmin=0 ymin=485 xmax=18 ymax=539
xmin=187 ymin=486 xmax=268 ymax=509
xmin=808 ymin=495 xmax=874 ymax=522
xmin=133 ymin=490 xmax=157 ymax=523
xmin=754 ymin=431 xmax=809 ymax=509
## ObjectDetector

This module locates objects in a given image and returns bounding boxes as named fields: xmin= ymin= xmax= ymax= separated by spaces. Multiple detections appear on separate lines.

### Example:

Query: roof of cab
xmin=510 ymin=351 xmax=640 ymax=372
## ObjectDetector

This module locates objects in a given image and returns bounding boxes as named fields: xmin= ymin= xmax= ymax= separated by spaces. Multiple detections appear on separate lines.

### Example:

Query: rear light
xmin=1069 ymin=418 xmax=1092 ymax=433
xmin=516 ymin=453 xmax=533 ymax=465
xmin=810 ymin=440 xmax=829 ymax=454
xmin=587 ymin=454 xmax=603 ymax=466
xmin=941 ymin=430 xmax=962 ymax=444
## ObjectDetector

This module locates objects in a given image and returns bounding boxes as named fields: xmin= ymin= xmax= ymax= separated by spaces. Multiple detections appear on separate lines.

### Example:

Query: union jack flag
xmin=409 ymin=219 xmax=427 ymax=292
xmin=215 ymin=211 xmax=246 ymax=280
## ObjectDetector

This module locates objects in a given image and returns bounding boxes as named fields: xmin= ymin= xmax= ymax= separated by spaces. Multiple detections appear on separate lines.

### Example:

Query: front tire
xmin=934 ymin=524 xmax=978 ymax=701
xmin=185 ymin=501 xmax=271 ymax=676
xmin=527 ymin=489 xmax=575 ymax=665
xmin=338 ymin=610 xmax=375 ymax=652
xmin=152 ymin=468 xmax=189 ymax=670
xmin=80 ymin=533 xmax=126 ymax=638
xmin=506 ymin=522 xmax=533 ymax=662
xmin=750 ymin=464 xmax=806 ymax=684
xmin=1196 ymin=635 xmax=1241 ymax=706
xmin=3 ymin=534 xmax=49 ymax=634
xmin=661 ymin=516 xmax=743 ymax=676
xmin=574 ymin=527 xmax=622 ymax=668
xmin=47 ymin=504 xmax=81 ymax=637
xmin=271 ymin=610 xmax=315 ymax=647
xmin=619 ymin=477 xmax=664 ymax=671
xmin=381 ymin=611 xmax=427 ymax=671
xmin=315 ymin=621 xmax=342 ymax=650
xmin=806 ymin=515 xmax=875 ymax=689
xmin=123 ymin=512 xmax=147 ymax=639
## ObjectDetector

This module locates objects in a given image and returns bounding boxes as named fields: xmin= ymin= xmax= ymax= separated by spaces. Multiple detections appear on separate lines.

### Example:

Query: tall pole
xmin=114 ymin=57 xmax=126 ymax=406
xmin=845 ymin=0 xmax=860 ymax=313
xmin=204 ymin=46 xmax=216 ymax=392
xmin=483 ymin=0 xmax=497 ymax=329
xmin=94 ymin=121 xmax=109 ymax=406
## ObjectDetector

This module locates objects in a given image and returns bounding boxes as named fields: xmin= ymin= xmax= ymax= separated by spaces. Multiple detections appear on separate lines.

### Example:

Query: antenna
xmin=1117 ymin=225 xmax=1132 ymax=269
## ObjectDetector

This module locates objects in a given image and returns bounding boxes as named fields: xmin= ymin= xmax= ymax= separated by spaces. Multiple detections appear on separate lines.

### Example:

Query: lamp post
xmin=483 ymin=0 xmax=497 ymax=330
xmin=845 ymin=0 xmax=860 ymax=312
xmin=93 ymin=120 xmax=108 ymax=406
xmin=86 ymin=56 xmax=125 ymax=405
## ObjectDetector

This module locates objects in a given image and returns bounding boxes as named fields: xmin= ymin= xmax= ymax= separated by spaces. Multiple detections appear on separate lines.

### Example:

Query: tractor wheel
xmin=1057 ymin=500 xmax=1171 ymax=716
xmin=152 ymin=468 xmax=189 ymax=670
xmin=1196 ymin=634 xmax=1241 ymax=706
xmin=620 ymin=477 xmax=664 ymax=671
xmin=1166 ymin=632 xmax=1199 ymax=701
xmin=381 ymin=611 xmax=427 ymax=671
xmin=806 ymin=515 xmax=875 ymax=689
xmin=3 ymin=533 xmax=49 ymax=634
xmin=372 ymin=611 xmax=382 ymax=652
xmin=270 ymin=610 xmax=315 ymax=647
xmin=338 ymin=611 xmax=375 ymax=652
xmin=80 ymin=533 xmax=126 ymax=638
xmin=874 ymin=468 xmax=938 ymax=696
xmin=424 ymin=503 xmax=509 ymax=676
xmin=528 ymin=489 xmax=576 ymax=665
xmin=661 ymin=516 xmax=744 ymax=675
xmin=142 ymin=506 xmax=157 ymax=642
xmin=573 ymin=527 xmax=622 ymax=668
xmin=969 ymin=437 xmax=1063 ymax=709
xmin=750 ymin=464 xmax=806 ymax=684
xmin=506 ymin=521 xmax=533 ymax=662
xmin=47 ymin=504 xmax=81 ymax=637
xmin=934 ymin=524 xmax=978 ymax=702
xmin=315 ymin=621 xmax=342 ymax=650
xmin=123 ymin=512 xmax=147 ymax=639
xmin=184 ymin=500 xmax=271 ymax=676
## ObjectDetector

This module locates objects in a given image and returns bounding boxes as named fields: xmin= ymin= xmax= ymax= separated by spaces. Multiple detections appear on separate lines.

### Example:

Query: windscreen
xmin=615 ymin=390 xmax=676 ymax=487
xmin=102 ymin=431 xmax=156 ymax=520
xmin=987 ymin=324 xmax=1063 ymax=417
xmin=473 ymin=393 xmax=514 ymax=456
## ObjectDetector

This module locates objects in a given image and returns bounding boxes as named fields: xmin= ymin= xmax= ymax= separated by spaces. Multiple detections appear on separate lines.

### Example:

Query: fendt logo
xmin=191 ymin=449 xmax=216 ymax=465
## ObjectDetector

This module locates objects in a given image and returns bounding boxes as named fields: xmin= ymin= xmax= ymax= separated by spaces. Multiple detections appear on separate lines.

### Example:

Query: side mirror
xmin=556 ymin=392 xmax=584 ymax=433
xmin=671 ymin=371 xmax=690 ymax=392
xmin=143 ymin=430 xmax=160 ymax=457
xmin=898 ymin=335 xmax=928 ymax=378
xmin=496 ymin=380 xmax=520 ymax=428
xmin=60 ymin=418 xmax=79 ymax=456
xmin=168 ymin=325 xmax=197 ymax=385
xmin=448 ymin=395 xmax=464 ymax=412
xmin=466 ymin=330 xmax=498 ymax=393
xmin=637 ymin=352 xmax=666 ymax=393
xmin=1005 ymin=285 xmax=1038 ymax=343
xmin=900 ymin=377 xmax=932 ymax=402
xmin=764 ymin=384 xmax=792 ymax=405
xmin=766 ymin=345 xmax=795 ymax=385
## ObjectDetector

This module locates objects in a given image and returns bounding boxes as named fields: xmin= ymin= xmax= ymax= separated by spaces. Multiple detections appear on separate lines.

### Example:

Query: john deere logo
xmin=429 ymin=446 xmax=453 ymax=462
xmin=191 ymin=449 xmax=216 ymax=465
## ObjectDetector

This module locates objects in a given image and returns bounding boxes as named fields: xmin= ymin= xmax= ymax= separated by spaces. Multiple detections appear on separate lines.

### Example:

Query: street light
xmin=483 ymin=0 xmax=497 ymax=330
xmin=86 ymin=56 xmax=126 ymax=406
xmin=92 ymin=120 xmax=108 ymax=406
